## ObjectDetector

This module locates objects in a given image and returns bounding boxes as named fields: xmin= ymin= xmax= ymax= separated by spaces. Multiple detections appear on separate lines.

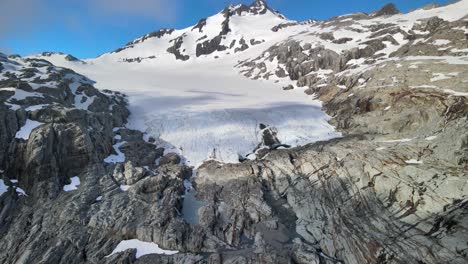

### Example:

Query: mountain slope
xmin=29 ymin=1 xmax=344 ymax=166
xmin=102 ymin=0 xmax=289 ymax=62
xmin=2 ymin=0 xmax=467 ymax=263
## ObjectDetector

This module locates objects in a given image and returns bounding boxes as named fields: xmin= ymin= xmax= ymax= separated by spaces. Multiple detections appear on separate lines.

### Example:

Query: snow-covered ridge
xmin=236 ymin=0 xmax=468 ymax=89
xmin=89 ymin=0 xmax=291 ymax=63
xmin=25 ymin=0 xmax=468 ymax=166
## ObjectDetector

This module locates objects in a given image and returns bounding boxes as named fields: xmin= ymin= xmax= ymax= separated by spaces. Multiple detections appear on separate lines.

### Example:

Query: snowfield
xmin=107 ymin=239 xmax=178 ymax=259
xmin=30 ymin=0 xmax=468 ymax=166
xmin=45 ymin=51 xmax=340 ymax=166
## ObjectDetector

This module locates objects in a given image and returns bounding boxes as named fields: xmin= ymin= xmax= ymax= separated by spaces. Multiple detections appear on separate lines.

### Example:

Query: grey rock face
xmin=196 ymin=36 xmax=228 ymax=57
xmin=1 ymin=1 xmax=468 ymax=263
xmin=114 ymin=28 xmax=175 ymax=53
xmin=371 ymin=3 xmax=401 ymax=17
xmin=159 ymin=153 xmax=181 ymax=166
xmin=192 ymin=18 xmax=207 ymax=33
xmin=229 ymin=3 xmax=468 ymax=263
xmin=167 ymin=35 xmax=190 ymax=61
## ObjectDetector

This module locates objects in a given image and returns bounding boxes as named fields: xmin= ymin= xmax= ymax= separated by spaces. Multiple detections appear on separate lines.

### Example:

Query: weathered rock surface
xmin=1 ymin=1 xmax=467 ymax=263
xmin=0 ymin=54 xmax=196 ymax=263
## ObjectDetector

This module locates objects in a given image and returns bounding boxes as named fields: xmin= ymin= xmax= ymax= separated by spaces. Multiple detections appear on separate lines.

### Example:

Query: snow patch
xmin=405 ymin=159 xmax=423 ymax=164
xmin=0 ymin=87 xmax=44 ymax=101
xmin=430 ymin=72 xmax=458 ymax=82
xmin=432 ymin=39 xmax=451 ymax=46
xmin=104 ymin=142 xmax=127 ymax=164
xmin=15 ymin=119 xmax=44 ymax=140
xmin=25 ymin=104 xmax=49 ymax=111
xmin=16 ymin=187 xmax=27 ymax=196
xmin=0 ymin=179 xmax=8 ymax=196
xmin=63 ymin=176 xmax=81 ymax=192
xmin=120 ymin=185 xmax=131 ymax=191
xmin=107 ymin=239 xmax=178 ymax=259
xmin=378 ymin=138 xmax=414 ymax=143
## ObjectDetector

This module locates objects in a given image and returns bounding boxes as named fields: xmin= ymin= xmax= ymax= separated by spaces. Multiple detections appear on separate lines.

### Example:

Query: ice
xmin=33 ymin=0 xmax=468 ymax=167
xmin=15 ymin=119 xmax=44 ymax=140
xmin=49 ymin=50 xmax=340 ymax=166
xmin=425 ymin=136 xmax=437 ymax=141
xmin=63 ymin=176 xmax=81 ymax=192
xmin=96 ymin=196 xmax=103 ymax=201
xmin=107 ymin=239 xmax=178 ymax=259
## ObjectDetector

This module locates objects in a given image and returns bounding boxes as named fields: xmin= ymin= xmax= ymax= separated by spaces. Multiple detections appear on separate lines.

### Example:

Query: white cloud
xmin=0 ymin=0 xmax=176 ymax=39
xmin=89 ymin=0 xmax=177 ymax=21
xmin=0 ymin=0 xmax=47 ymax=37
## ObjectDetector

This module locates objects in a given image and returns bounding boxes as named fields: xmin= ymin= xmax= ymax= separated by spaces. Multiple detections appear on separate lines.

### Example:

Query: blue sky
xmin=0 ymin=0 xmax=453 ymax=58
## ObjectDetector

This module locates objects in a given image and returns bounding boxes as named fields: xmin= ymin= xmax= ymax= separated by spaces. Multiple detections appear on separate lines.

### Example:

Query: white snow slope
xmin=53 ymin=54 xmax=338 ymax=166
xmin=32 ymin=0 xmax=468 ymax=166
xmin=35 ymin=5 xmax=342 ymax=166
xmin=30 ymin=0 xmax=468 ymax=166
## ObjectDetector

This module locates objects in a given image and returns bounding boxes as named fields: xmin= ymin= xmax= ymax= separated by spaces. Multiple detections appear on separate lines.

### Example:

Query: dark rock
xmin=159 ymin=153 xmax=181 ymax=166
xmin=196 ymin=36 xmax=228 ymax=57
xmin=372 ymin=3 xmax=400 ymax=17
xmin=283 ymin=85 xmax=294 ymax=90
xmin=333 ymin=37 xmax=353 ymax=44
xmin=192 ymin=18 xmax=207 ymax=32
xmin=167 ymin=36 xmax=190 ymax=61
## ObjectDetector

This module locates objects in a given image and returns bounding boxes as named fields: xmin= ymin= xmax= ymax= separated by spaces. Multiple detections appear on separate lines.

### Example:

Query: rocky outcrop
xmin=167 ymin=35 xmax=190 ymax=61
xmin=371 ymin=3 xmax=401 ymax=17
xmin=0 ymin=54 xmax=195 ymax=263
xmin=114 ymin=28 xmax=175 ymax=53
xmin=226 ymin=3 xmax=468 ymax=263
xmin=196 ymin=36 xmax=228 ymax=57
xmin=1 ymin=1 xmax=468 ymax=263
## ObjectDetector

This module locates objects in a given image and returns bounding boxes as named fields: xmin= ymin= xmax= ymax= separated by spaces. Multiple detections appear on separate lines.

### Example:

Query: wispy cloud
xmin=0 ymin=47 xmax=12 ymax=55
xmin=0 ymin=0 xmax=177 ymax=39
xmin=88 ymin=0 xmax=177 ymax=22
xmin=0 ymin=0 xmax=48 ymax=37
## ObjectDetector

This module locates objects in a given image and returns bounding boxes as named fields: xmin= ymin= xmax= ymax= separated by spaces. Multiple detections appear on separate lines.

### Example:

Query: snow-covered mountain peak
xmin=89 ymin=0 xmax=290 ymax=63
xmin=226 ymin=0 xmax=286 ymax=19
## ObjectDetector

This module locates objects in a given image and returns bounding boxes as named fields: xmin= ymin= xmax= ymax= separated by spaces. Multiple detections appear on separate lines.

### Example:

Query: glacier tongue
xmin=46 ymin=52 xmax=340 ymax=166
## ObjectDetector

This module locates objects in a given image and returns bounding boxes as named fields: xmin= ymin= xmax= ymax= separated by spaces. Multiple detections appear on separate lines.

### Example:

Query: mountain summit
xmin=228 ymin=0 xmax=286 ymax=18
xmin=107 ymin=0 xmax=288 ymax=61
